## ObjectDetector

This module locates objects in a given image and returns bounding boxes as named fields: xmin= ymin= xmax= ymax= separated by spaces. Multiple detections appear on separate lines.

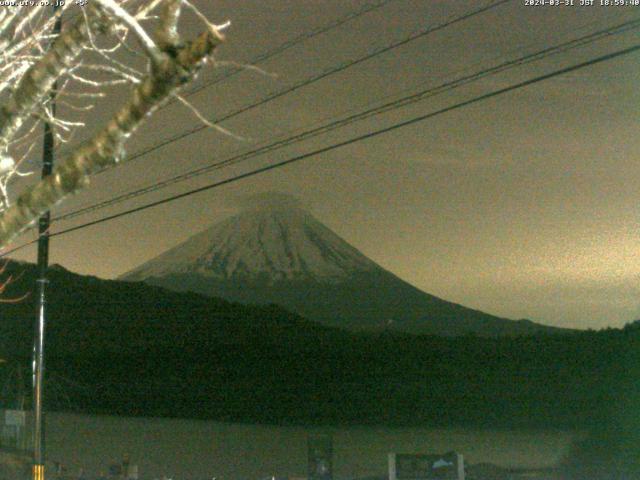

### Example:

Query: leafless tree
xmin=0 ymin=0 xmax=228 ymax=249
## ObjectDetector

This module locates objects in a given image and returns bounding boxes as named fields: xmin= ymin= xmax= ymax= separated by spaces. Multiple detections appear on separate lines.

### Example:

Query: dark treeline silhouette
xmin=0 ymin=260 xmax=638 ymax=436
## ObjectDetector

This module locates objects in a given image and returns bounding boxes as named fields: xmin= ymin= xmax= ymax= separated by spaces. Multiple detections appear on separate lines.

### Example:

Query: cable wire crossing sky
xmin=7 ymin=0 xmax=640 ymax=330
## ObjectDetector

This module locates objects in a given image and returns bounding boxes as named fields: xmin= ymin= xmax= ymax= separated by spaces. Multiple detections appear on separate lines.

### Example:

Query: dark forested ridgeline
xmin=0 ymin=260 xmax=638 ymax=432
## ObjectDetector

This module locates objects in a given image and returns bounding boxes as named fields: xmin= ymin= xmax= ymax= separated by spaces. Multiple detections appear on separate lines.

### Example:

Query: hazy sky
xmin=7 ymin=0 xmax=640 ymax=329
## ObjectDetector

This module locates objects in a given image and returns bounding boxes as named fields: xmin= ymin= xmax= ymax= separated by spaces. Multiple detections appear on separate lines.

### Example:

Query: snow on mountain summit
xmin=123 ymin=201 xmax=380 ymax=283
xmin=121 ymin=193 xmax=565 ymax=336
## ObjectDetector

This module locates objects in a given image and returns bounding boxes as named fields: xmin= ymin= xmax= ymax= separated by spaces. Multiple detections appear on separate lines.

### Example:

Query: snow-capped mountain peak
xmin=123 ymin=201 xmax=379 ymax=284
xmin=121 ymin=193 xmax=565 ymax=337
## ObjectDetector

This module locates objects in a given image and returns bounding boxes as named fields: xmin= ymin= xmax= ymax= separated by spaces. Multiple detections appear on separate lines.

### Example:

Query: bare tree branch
xmin=0 ymin=4 xmax=107 ymax=152
xmin=0 ymin=1 xmax=226 ymax=248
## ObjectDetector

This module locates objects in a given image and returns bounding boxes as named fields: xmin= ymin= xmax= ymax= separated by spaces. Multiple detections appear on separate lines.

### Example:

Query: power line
xmin=33 ymin=42 xmax=640 ymax=245
xmin=52 ymin=0 xmax=513 ymax=217
xmin=50 ymin=0 xmax=516 ymax=219
xmin=53 ymin=15 xmax=640 ymax=223
xmin=178 ymin=0 xmax=395 ymax=99
xmin=54 ymin=0 xmax=395 ymax=160
xmin=83 ymin=0 xmax=512 ymax=172
xmin=0 ymin=0 xmax=512 ymax=258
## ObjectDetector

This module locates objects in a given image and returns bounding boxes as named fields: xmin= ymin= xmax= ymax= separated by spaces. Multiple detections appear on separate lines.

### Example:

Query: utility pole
xmin=33 ymin=6 xmax=62 ymax=480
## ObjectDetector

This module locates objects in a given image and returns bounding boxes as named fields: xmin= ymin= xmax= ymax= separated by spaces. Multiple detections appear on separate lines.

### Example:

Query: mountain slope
xmin=124 ymin=204 xmax=380 ymax=283
xmin=122 ymin=197 xmax=565 ymax=336
xmin=0 ymin=259 xmax=630 ymax=431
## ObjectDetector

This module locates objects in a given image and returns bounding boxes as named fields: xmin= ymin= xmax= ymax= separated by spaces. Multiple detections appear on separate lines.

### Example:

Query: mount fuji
xmin=122 ymin=194 xmax=564 ymax=336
